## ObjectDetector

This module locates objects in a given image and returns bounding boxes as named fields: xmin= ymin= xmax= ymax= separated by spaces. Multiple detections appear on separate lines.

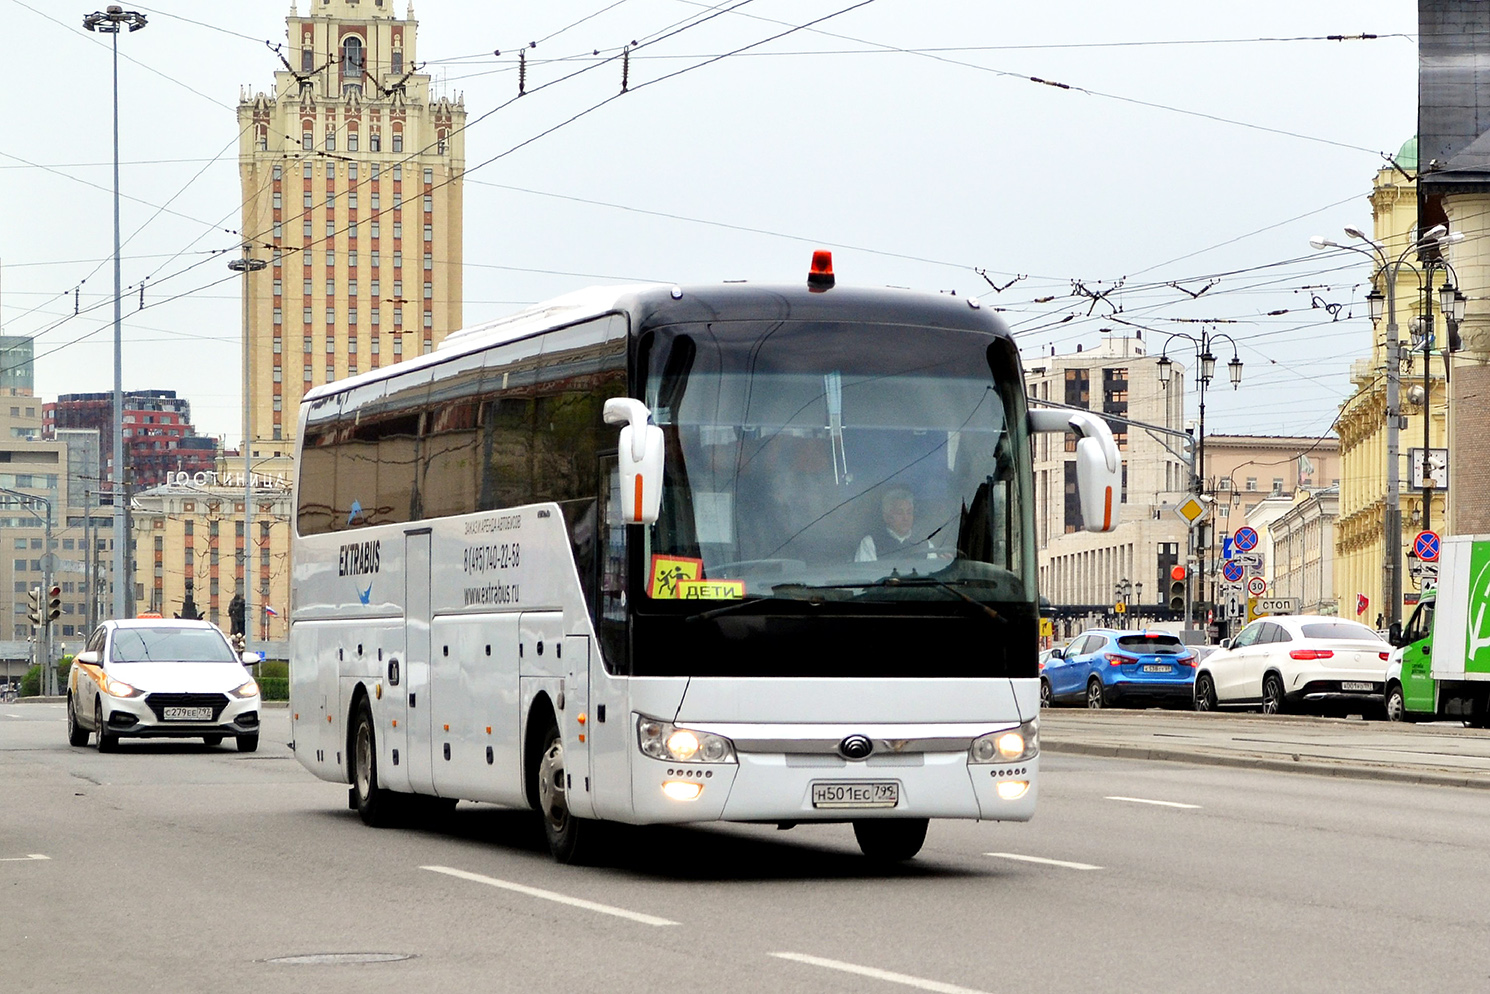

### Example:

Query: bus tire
xmin=853 ymin=818 xmax=929 ymax=862
xmin=351 ymin=698 xmax=399 ymax=827
xmin=535 ymin=719 xmax=596 ymax=864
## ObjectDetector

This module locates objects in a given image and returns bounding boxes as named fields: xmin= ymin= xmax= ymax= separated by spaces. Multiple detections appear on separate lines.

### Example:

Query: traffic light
xmin=46 ymin=585 xmax=61 ymax=624
xmin=25 ymin=586 xmax=41 ymax=626
xmin=1168 ymin=565 xmax=1186 ymax=612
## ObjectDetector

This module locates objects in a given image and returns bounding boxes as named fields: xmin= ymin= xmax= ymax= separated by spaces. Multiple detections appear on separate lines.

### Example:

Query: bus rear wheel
xmin=535 ymin=720 xmax=597 ymax=864
xmin=853 ymin=818 xmax=928 ymax=861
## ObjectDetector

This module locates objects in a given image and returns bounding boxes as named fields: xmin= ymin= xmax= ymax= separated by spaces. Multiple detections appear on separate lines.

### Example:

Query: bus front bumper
xmin=630 ymin=750 xmax=1038 ymax=824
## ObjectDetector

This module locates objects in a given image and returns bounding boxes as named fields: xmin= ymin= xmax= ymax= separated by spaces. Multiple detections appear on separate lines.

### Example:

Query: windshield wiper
xmin=772 ymin=575 xmax=1005 ymax=625
xmin=686 ymin=596 xmax=775 ymax=623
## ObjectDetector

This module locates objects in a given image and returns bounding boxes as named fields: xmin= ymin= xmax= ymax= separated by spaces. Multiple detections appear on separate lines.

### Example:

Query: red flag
xmin=1356 ymin=593 xmax=1369 ymax=616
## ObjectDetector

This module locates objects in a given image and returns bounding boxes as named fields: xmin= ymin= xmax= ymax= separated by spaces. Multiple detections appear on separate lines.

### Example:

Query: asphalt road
xmin=4 ymin=703 xmax=1489 ymax=993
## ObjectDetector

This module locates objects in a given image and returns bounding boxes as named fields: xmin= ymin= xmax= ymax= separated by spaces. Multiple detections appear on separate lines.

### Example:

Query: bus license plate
xmin=163 ymin=706 xmax=213 ymax=721
xmin=811 ymin=781 xmax=899 ymax=809
xmin=1341 ymin=682 xmax=1373 ymax=692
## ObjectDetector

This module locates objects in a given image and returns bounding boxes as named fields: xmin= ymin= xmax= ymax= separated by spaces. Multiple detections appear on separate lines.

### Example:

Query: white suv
xmin=1193 ymin=614 xmax=1388 ymax=715
xmin=67 ymin=619 xmax=263 ymax=752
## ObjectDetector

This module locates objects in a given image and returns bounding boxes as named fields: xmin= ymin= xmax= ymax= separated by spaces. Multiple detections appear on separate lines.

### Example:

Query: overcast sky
xmin=0 ymin=1 xmax=1418 ymax=444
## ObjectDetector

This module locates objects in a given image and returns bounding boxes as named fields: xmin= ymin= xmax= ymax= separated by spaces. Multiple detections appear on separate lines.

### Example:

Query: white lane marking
xmin=0 ymin=854 xmax=50 ymax=862
xmin=771 ymin=952 xmax=993 ymax=994
xmin=420 ymin=865 xmax=678 ymax=926
xmin=985 ymin=852 xmax=1102 ymax=871
xmin=1106 ymin=795 xmax=1201 ymax=809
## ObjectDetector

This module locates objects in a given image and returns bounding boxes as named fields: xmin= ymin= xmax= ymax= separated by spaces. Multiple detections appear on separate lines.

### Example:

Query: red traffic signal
xmin=46 ymin=585 xmax=61 ymax=623
xmin=1170 ymin=565 xmax=1186 ymax=581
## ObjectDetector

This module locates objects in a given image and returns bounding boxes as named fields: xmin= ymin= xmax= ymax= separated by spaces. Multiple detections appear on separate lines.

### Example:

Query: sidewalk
xmin=1041 ymin=709 xmax=1490 ymax=789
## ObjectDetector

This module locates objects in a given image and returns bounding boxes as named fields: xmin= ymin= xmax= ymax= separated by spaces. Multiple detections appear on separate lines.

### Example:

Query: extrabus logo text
xmin=338 ymin=539 xmax=381 ymax=577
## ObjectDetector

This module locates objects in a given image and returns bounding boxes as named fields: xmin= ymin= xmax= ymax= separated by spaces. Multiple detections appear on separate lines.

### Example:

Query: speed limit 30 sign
xmin=1246 ymin=576 xmax=1267 ymax=597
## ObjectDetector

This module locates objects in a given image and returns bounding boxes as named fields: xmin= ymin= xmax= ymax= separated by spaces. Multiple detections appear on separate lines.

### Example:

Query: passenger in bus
xmin=855 ymin=486 xmax=938 ymax=562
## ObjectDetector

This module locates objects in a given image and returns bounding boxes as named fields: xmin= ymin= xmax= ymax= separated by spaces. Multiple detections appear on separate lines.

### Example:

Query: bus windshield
xmin=640 ymin=319 xmax=1034 ymax=609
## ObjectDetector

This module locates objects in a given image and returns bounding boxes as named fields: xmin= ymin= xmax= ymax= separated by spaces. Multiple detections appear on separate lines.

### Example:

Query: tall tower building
xmin=237 ymin=0 xmax=465 ymax=456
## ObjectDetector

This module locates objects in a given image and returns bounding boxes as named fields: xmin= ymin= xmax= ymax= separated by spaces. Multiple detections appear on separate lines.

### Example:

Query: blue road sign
xmin=1223 ymin=559 xmax=1245 ymax=584
xmin=1222 ymin=537 xmax=1235 ymax=561
xmin=1233 ymin=526 xmax=1260 ymax=553
xmin=1414 ymin=530 xmax=1441 ymax=563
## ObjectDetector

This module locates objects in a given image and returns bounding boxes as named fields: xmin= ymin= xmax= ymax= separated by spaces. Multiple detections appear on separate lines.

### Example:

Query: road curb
xmin=1044 ymin=740 xmax=1490 ymax=791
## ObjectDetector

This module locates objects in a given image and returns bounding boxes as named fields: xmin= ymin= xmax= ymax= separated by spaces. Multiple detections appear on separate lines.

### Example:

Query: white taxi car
xmin=67 ymin=619 xmax=262 ymax=752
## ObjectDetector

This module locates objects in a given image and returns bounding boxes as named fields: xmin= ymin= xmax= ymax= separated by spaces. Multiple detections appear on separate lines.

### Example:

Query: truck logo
xmin=1469 ymin=559 xmax=1490 ymax=668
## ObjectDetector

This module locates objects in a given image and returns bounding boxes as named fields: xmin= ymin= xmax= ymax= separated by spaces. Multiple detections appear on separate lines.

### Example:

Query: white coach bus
xmin=290 ymin=254 xmax=1120 ymax=862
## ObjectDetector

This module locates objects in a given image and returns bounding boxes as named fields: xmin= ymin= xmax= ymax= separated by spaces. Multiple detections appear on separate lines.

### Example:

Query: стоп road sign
xmin=1246 ymin=576 xmax=1267 ymax=596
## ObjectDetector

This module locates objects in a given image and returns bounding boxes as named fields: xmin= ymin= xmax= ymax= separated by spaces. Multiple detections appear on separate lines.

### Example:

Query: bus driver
xmin=856 ymin=486 xmax=937 ymax=562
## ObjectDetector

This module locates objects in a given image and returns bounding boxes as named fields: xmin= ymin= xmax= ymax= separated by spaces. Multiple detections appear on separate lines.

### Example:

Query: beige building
xmin=1333 ymin=138 xmax=1450 ymax=625
xmin=1026 ymin=334 xmax=1192 ymax=633
xmin=131 ymin=481 xmax=293 ymax=643
xmin=0 ymin=395 xmax=114 ymax=685
xmin=1270 ymin=488 xmax=1340 ymax=616
xmin=237 ymin=0 xmax=466 ymax=465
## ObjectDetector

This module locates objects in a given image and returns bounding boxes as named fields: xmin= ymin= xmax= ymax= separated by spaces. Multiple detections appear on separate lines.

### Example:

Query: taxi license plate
xmin=811 ymin=781 xmax=899 ymax=809
xmin=163 ymin=706 xmax=213 ymax=721
xmin=1341 ymin=682 xmax=1373 ymax=692
xmin=1142 ymin=665 xmax=1171 ymax=673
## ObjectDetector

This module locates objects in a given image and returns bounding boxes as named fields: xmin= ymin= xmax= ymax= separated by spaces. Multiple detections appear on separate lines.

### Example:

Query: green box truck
xmin=1385 ymin=535 xmax=1490 ymax=726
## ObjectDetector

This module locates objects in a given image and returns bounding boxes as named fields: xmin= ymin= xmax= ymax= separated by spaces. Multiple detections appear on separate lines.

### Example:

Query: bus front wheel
xmin=853 ymin=818 xmax=928 ymax=861
xmin=535 ymin=720 xmax=599 ymax=864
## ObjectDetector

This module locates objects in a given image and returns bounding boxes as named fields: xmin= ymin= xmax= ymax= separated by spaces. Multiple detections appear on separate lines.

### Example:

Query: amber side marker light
xmin=807 ymin=250 xmax=835 ymax=291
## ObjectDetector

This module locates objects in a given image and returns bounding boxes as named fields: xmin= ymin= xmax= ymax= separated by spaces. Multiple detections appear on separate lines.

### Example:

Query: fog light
xmin=996 ymin=779 xmax=1029 ymax=800
xmin=661 ymin=780 xmax=704 ymax=801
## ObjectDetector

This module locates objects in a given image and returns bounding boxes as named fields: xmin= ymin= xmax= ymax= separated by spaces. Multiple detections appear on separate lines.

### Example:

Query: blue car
xmin=1041 ymin=629 xmax=1197 ymax=708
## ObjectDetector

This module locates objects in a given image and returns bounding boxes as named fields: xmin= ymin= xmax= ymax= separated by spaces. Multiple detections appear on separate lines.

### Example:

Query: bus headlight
xmin=637 ymin=715 xmax=736 ymax=764
xmin=969 ymin=719 xmax=1038 ymax=763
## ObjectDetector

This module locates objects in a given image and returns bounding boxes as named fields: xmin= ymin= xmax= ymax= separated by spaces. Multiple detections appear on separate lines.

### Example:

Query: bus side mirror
xmin=604 ymin=398 xmax=665 ymax=525
xmin=1388 ymin=622 xmax=1403 ymax=647
xmin=1029 ymin=407 xmax=1122 ymax=532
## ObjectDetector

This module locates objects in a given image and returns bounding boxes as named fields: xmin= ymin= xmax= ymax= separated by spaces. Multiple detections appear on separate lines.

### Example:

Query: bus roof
xmin=301 ymin=281 xmax=1011 ymax=404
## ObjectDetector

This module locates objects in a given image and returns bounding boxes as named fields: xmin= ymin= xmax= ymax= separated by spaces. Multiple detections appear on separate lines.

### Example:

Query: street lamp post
xmin=1157 ymin=330 xmax=1243 ymax=635
xmin=229 ymin=247 xmax=267 ymax=653
xmin=84 ymin=6 xmax=147 ymax=622
xmin=1311 ymin=224 xmax=1462 ymax=626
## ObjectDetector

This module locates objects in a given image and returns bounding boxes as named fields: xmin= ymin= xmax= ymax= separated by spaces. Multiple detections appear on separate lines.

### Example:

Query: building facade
xmin=1026 ymin=335 xmax=1192 ymax=635
xmin=131 ymin=481 xmax=293 ymax=643
xmin=1333 ymin=138 xmax=1450 ymax=625
xmin=1270 ymin=487 xmax=1340 ymax=616
xmin=0 ymin=401 xmax=115 ymax=687
xmin=45 ymin=390 xmax=218 ymax=493
xmin=237 ymin=0 xmax=466 ymax=469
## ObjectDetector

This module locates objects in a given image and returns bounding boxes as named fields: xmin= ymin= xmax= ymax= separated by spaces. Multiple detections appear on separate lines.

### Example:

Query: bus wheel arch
xmin=346 ymin=683 xmax=371 ymax=784
xmin=523 ymin=694 xmax=558 ymax=812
